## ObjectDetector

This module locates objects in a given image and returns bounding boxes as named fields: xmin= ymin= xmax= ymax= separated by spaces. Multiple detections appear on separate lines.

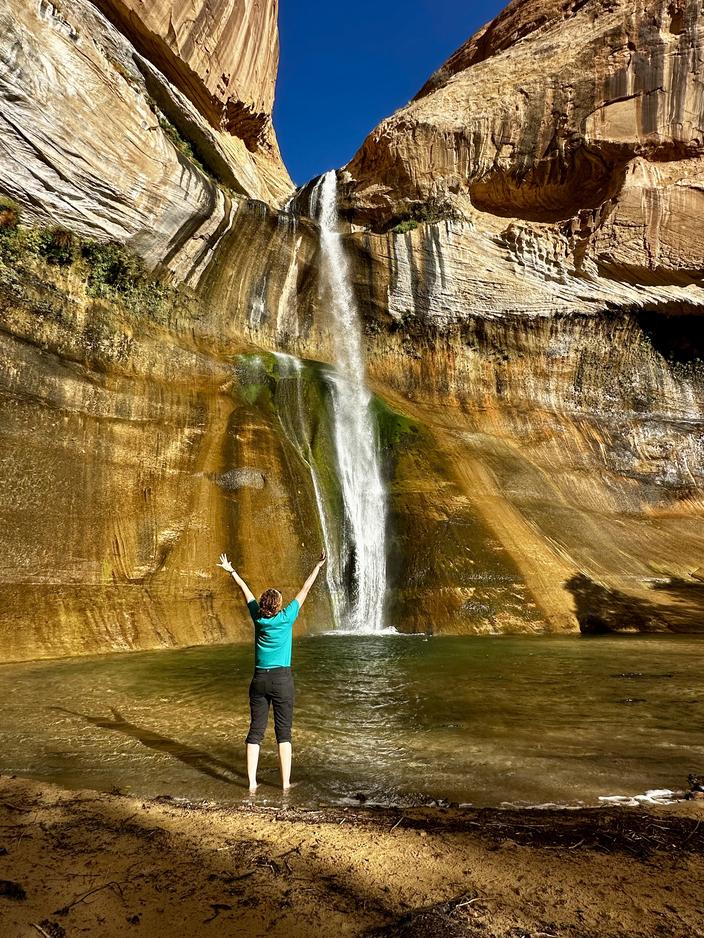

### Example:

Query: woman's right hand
xmin=217 ymin=552 xmax=235 ymax=574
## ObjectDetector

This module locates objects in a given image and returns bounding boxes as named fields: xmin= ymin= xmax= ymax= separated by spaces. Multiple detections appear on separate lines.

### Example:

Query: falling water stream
xmin=305 ymin=170 xmax=387 ymax=633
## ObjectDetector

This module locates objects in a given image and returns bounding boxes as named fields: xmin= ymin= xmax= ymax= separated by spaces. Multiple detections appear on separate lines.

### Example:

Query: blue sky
xmin=274 ymin=1 xmax=506 ymax=185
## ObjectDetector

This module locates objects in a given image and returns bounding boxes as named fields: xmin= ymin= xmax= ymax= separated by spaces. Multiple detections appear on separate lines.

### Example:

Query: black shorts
xmin=245 ymin=666 xmax=295 ymax=745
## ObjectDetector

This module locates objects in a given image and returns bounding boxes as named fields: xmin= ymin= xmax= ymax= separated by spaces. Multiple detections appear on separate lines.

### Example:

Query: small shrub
xmin=158 ymin=115 xmax=191 ymax=155
xmin=0 ymin=226 xmax=20 ymax=263
xmin=81 ymin=240 xmax=166 ymax=313
xmin=82 ymin=240 xmax=141 ymax=292
xmin=146 ymin=97 xmax=217 ymax=181
xmin=157 ymin=115 xmax=209 ymax=176
xmin=20 ymin=227 xmax=52 ymax=255
xmin=392 ymin=220 xmax=418 ymax=235
xmin=41 ymin=228 xmax=77 ymax=266
xmin=0 ymin=223 xmax=50 ymax=264
xmin=388 ymin=200 xmax=459 ymax=234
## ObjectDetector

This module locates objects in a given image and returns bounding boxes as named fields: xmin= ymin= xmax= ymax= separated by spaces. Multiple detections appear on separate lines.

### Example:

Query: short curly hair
xmin=258 ymin=588 xmax=283 ymax=618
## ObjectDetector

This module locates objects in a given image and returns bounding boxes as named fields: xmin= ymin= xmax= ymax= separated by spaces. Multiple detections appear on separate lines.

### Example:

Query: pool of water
xmin=0 ymin=634 xmax=701 ymax=808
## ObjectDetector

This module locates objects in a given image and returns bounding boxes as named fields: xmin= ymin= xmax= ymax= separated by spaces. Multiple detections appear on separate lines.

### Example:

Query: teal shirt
xmin=247 ymin=598 xmax=300 ymax=668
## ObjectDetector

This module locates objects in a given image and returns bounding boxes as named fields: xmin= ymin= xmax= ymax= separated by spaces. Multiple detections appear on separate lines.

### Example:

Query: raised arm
xmin=217 ymin=553 xmax=256 ymax=604
xmin=295 ymin=552 xmax=326 ymax=609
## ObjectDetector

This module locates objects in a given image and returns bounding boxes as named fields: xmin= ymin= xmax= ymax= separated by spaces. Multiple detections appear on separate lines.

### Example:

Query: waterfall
xmin=308 ymin=170 xmax=387 ymax=632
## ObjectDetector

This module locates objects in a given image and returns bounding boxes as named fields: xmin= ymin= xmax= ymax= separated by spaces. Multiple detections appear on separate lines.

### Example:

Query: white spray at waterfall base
xmin=308 ymin=170 xmax=387 ymax=633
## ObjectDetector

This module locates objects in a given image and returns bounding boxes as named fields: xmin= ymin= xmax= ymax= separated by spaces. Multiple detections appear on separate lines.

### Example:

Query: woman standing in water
xmin=217 ymin=551 xmax=326 ymax=791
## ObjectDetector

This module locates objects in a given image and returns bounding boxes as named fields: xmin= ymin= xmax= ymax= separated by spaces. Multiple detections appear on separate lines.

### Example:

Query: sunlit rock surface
xmin=345 ymin=0 xmax=704 ymax=260
xmin=1 ymin=0 xmax=704 ymax=659
xmin=338 ymin=0 xmax=704 ymax=632
xmin=0 ymin=0 xmax=292 ymax=278
xmin=0 ymin=257 xmax=333 ymax=661
xmin=360 ymin=222 xmax=704 ymax=633
xmin=92 ymin=0 xmax=281 ymax=143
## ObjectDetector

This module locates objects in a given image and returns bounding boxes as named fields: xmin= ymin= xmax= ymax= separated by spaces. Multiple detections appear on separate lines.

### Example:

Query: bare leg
xmin=246 ymin=743 xmax=260 ymax=791
xmin=278 ymin=741 xmax=292 ymax=789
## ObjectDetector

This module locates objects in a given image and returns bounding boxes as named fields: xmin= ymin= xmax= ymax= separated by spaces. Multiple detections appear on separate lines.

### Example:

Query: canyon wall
xmin=0 ymin=0 xmax=703 ymax=659
xmin=336 ymin=0 xmax=704 ymax=633
xmin=0 ymin=0 xmax=292 ymax=276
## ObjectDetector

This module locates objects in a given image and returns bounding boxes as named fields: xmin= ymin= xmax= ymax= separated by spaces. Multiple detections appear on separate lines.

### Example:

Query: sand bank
xmin=1 ymin=775 xmax=703 ymax=937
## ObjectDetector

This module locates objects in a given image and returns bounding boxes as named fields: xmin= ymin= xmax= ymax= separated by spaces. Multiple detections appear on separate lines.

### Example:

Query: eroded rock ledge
xmin=90 ymin=0 xmax=281 ymax=147
xmin=343 ymin=0 xmax=704 ymax=292
xmin=0 ymin=0 xmax=292 ymax=280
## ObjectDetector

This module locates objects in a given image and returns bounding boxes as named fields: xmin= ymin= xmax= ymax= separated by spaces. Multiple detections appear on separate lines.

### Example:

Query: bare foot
xmin=248 ymin=783 xmax=258 ymax=793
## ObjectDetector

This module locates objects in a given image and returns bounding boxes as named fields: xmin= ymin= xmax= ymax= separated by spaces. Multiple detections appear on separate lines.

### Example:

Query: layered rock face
xmin=91 ymin=0 xmax=280 ymax=143
xmin=0 ymin=245 xmax=337 ymax=661
xmin=335 ymin=0 xmax=704 ymax=633
xmin=1 ymin=0 xmax=703 ymax=660
xmin=345 ymin=0 xmax=704 ymax=258
xmin=0 ymin=0 xmax=292 ymax=280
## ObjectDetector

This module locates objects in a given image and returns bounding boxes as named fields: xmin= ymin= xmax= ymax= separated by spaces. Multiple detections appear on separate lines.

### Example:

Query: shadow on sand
xmin=50 ymin=705 xmax=250 ymax=789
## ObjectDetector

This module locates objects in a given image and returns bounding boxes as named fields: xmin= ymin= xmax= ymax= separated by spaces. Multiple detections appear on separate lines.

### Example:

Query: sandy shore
xmin=1 ymin=775 xmax=703 ymax=938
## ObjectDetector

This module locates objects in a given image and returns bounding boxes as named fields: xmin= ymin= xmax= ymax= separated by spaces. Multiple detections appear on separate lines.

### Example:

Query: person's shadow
xmin=50 ymin=705 xmax=250 ymax=789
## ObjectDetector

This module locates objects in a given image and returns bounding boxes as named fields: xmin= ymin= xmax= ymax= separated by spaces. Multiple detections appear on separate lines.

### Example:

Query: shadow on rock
xmin=649 ymin=576 xmax=704 ymax=632
xmin=564 ymin=573 xmax=704 ymax=633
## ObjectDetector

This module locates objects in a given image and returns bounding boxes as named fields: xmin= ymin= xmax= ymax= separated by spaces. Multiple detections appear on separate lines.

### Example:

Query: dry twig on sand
xmin=30 ymin=925 xmax=52 ymax=938
xmin=53 ymin=880 xmax=125 ymax=916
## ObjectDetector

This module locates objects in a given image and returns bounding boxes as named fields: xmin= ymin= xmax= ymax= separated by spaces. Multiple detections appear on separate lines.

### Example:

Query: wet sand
xmin=1 ymin=774 xmax=703 ymax=938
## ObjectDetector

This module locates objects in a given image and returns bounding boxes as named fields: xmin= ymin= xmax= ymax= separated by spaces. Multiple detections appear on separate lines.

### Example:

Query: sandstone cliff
xmin=92 ymin=0 xmax=281 ymax=144
xmin=1 ymin=0 xmax=703 ymax=659
xmin=333 ymin=0 xmax=704 ymax=634
xmin=345 ymin=0 xmax=704 ymax=268
xmin=0 ymin=0 xmax=292 ymax=281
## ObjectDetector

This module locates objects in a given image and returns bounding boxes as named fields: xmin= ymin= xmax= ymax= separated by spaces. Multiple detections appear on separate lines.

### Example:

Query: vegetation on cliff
xmin=0 ymin=211 xmax=174 ymax=316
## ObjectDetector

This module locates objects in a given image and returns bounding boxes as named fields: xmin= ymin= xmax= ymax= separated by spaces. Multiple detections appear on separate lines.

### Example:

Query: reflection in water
xmin=0 ymin=634 xmax=702 ymax=808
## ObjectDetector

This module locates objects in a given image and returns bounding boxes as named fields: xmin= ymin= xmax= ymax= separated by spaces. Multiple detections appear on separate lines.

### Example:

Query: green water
xmin=0 ymin=634 xmax=701 ymax=807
